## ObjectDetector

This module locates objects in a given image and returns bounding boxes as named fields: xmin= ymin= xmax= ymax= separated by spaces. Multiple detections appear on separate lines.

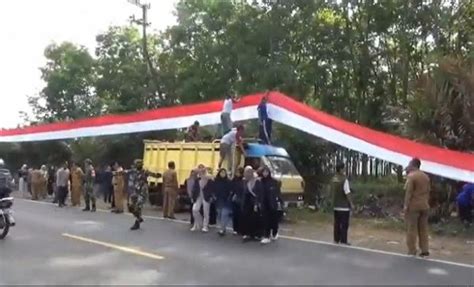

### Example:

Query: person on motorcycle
xmin=0 ymin=159 xmax=12 ymax=198
xmin=0 ymin=159 xmax=15 ymax=230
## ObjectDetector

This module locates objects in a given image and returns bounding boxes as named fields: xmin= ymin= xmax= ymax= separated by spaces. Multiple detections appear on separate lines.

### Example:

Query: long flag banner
xmin=1 ymin=91 xmax=473 ymax=182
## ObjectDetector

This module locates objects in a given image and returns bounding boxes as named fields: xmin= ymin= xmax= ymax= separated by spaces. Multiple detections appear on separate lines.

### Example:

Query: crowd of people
xmin=16 ymin=157 xmax=283 ymax=243
xmin=185 ymin=164 xmax=283 ymax=243
xmin=17 ymin=159 xmax=161 ymax=230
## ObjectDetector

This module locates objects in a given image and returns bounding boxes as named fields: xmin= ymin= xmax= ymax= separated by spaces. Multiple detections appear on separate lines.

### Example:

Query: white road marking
xmin=22 ymin=198 xmax=473 ymax=269
xmin=427 ymin=267 xmax=449 ymax=275
xmin=62 ymin=233 xmax=165 ymax=260
xmin=48 ymin=251 xmax=120 ymax=268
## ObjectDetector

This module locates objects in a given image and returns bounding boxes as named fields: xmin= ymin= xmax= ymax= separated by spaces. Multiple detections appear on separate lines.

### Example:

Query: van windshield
xmin=266 ymin=156 xmax=299 ymax=176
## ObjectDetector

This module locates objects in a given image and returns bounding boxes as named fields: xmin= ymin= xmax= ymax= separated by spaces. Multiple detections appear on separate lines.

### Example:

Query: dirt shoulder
xmin=281 ymin=208 xmax=474 ymax=265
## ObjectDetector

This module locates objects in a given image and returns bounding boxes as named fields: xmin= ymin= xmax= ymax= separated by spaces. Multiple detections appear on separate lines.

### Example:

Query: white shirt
xmin=222 ymin=99 xmax=233 ymax=114
xmin=56 ymin=168 xmax=70 ymax=187
xmin=334 ymin=179 xmax=351 ymax=211
xmin=221 ymin=129 xmax=237 ymax=145
xmin=343 ymin=179 xmax=351 ymax=195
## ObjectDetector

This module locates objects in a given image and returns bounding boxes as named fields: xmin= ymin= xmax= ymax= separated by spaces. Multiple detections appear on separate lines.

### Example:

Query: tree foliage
xmin=29 ymin=42 xmax=98 ymax=122
xmin=409 ymin=56 xmax=474 ymax=150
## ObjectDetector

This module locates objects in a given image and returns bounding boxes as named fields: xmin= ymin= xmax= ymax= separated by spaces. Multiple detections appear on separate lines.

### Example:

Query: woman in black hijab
xmin=240 ymin=166 xmax=264 ymax=242
xmin=259 ymin=166 xmax=283 ymax=244
xmin=214 ymin=168 xmax=233 ymax=236
xmin=231 ymin=167 xmax=245 ymax=235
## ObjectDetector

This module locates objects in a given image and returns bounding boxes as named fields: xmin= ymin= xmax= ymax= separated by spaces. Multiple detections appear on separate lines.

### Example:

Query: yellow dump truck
xmin=143 ymin=140 xmax=304 ymax=210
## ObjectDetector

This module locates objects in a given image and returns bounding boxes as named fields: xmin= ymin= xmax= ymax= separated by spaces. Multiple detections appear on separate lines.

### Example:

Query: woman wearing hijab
xmin=240 ymin=166 xmax=264 ymax=242
xmin=231 ymin=167 xmax=245 ymax=235
xmin=259 ymin=166 xmax=283 ymax=244
xmin=185 ymin=169 xmax=198 ymax=226
xmin=191 ymin=165 xmax=214 ymax=232
xmin=214 ymin=168 xmax=233 ymax=236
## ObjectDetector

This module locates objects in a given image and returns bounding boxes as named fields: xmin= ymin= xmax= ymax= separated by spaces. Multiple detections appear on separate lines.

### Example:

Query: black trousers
xmin=58 ymin=186 xmax=68 ymax=206
xmin=459 ymin=204 xmax=472 ymax=223
xmin=209 ymin=202 xmax=217 ymax=225
xmin=334 ymin=210 xmax=350 ymax=244
xmin=264 ymin=209 xmax=279 ymax=238
xmin=258 ymin=119 xmax=272 ymax=144
xmin=232 ymin=202 xmax=241 ymax=233
xmin=47 ymin=182 xmax=54 ymax=195
xmin=103 ymin=185 xmax=113 ymax=203
xmin=240 ymin=209 xmax=263 ymax=238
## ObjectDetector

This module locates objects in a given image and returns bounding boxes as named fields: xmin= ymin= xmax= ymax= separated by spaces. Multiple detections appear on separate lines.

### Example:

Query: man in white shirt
xmin=219 ymin=125 xmax=246 ymax=173
xmin=56 ymin=162 xmax=70 ymax=208
xmin=331 ymin=162 xmax=354 ymax=245
xmin=220 ymin=94 xmax=240 ymax=136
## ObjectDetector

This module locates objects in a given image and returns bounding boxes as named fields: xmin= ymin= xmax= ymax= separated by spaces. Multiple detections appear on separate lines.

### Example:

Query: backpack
xmin=0 ymin=169 xmax=12 ymax=189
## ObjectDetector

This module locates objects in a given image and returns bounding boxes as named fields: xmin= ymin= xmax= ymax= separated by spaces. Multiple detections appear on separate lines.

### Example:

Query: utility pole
xmin=127 ymin=0 xmax=164 ymax=103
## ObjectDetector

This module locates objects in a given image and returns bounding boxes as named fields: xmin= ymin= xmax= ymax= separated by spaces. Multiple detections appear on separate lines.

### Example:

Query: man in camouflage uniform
xmin=128 ymin=159 xmax=161 ymax=230
xmin=83 ymin=159 xmax=97 ymax=212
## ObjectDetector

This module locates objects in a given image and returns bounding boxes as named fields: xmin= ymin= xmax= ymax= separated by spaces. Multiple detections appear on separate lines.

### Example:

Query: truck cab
xmin=243 ymin=143 xmax=304 ymax=207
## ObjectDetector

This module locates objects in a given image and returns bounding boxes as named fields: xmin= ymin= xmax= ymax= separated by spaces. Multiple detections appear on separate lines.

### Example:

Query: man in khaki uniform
xmin=112 ymin=162 xmax=125 ymax=214
xmin=30 ymin=169 xmax=44 ymax=200
xmin=162 ymin=161 xmax=179 ymax=219
xmin=404 ymin=158 xmax=431 ymax=257
xmin=70 ymin=162 xmax=84 ymax=207
xmin=39 ymin=165 xmax=48 ymax=199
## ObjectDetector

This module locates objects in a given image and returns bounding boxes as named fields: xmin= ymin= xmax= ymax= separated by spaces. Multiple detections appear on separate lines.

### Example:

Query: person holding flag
xmin=258 ymin=92 xmax=272 ymax=144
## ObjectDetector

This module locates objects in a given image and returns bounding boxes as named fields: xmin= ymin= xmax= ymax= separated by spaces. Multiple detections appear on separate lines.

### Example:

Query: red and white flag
xmin=1 ymin=91 xmax=473 ymax=182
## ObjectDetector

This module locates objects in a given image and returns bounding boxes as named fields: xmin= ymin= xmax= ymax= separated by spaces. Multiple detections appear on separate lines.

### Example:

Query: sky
xmin=0 ymin=0 xmax=178 ymax=129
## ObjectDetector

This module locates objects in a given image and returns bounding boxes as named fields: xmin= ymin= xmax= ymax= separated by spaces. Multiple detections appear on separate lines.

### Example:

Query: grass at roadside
xmin=285 ymin=207 xmax=404 ymax=231
xmin=285 ymin=207 xmax=473 ymax=238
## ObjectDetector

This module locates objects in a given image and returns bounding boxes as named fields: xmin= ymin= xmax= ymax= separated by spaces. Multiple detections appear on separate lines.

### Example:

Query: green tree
xmin=28 ymin=42 xmax=98 ymax=122
xmin=408 ymin=56 xmax=474 ymax=151
xmin=95 ymin=26 xmax=163 ymax=112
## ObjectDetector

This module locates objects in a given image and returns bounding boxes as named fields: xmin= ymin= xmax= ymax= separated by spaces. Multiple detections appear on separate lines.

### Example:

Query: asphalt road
xmin=0 ymin=199 xmax=472 ymax=285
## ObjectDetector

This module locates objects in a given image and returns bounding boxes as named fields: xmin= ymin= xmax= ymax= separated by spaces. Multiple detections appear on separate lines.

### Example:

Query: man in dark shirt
xmin=185 ymin=121 xmax=201 ymax=142
xmin=257 ymin=93 xmax=272 ymax=144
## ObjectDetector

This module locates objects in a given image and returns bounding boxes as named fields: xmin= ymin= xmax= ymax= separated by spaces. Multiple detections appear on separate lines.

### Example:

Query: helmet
xmin=0 ymin=158 xmax=4 ymax=167
xmin=134 ymin=159 xmax=143 ymax=165
xmin=84 ymin=158 xmax=92 ymax=165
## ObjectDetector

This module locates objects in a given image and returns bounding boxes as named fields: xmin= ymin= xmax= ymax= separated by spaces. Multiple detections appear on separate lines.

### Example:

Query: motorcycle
xmin=0 ymin=196 xmax=14 ymax=239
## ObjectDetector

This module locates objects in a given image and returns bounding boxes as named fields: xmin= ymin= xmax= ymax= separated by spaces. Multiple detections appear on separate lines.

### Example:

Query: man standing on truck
xmin=128 ymin=159 xmax=162 ymax=230
xmin=219 ymin=125 xmax=246 ymax=174
xmin=220 ymin=94 xmax=240 ymax=136
xmin=257 ymin=92 xmax=272 ymax=144
xmin=185 ymin=121 xmax=201 ymax=142
xmin=162 ymin=161 xmax=179 ymax=219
